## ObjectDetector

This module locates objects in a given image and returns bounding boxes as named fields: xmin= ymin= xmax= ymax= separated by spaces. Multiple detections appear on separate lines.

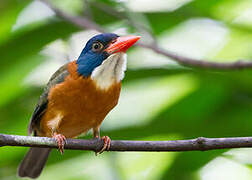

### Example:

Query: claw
xmin=53 ymin=133 xmax=66 ymax=154
xmin=96 ymin=136 xmax=111 ymax=155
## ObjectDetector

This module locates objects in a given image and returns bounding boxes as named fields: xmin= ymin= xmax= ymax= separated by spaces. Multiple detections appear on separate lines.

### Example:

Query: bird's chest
xmin=41 ymin=76 xmax=121 ymax=137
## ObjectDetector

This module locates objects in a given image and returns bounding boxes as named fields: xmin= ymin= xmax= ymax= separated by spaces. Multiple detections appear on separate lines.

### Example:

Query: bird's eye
xmin=92 ymin=42 xmax=103 ymax=52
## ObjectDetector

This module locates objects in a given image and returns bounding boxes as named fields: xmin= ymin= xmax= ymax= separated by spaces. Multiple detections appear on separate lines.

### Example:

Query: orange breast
xmin=38 ymin=61 xmax=121 ymax=138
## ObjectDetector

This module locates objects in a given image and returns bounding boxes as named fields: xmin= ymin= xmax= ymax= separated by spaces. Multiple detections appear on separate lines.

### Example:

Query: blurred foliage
xmin=1 ymin=0 xmax=252 ymax=179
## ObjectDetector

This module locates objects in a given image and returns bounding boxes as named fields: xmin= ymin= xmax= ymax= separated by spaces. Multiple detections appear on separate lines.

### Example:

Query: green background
xmin=1 ymin=0 xmax=252 ymax=179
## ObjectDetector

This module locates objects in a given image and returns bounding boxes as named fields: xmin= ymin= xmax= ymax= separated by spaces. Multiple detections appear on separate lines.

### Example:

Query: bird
xmin=18 ymin=33 xmax=141 ymax=179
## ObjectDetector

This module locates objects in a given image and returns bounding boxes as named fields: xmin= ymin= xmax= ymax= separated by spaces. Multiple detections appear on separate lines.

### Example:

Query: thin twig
xmin=41 ymin=0 xmax=252 ymax=70
xmin=41 ymin=0 xmax=104 ymax=32
xmin=83 ymin=0 xmax=93 ymax=20
xmin=137 ymin=43 xmax=252 ymax=70
xmin=1 ymin=134 xmax=252 ymax=152
xmin=92 ymin=1 xmax=157 ymax=45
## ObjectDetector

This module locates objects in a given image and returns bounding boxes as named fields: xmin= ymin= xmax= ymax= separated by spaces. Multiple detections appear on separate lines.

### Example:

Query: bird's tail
xmin=18 ymin=147 xmax=51 ymax=179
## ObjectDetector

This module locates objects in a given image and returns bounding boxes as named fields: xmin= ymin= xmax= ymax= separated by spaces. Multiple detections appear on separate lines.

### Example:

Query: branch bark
xmin=137 ymin=43 xmax=252 ymax=70
xmin=41 ymin=0 xmax=105 ymax=33
xmin=1 ymin=134 xmax=252 ymax=152
xmin=40 ymin=0 xmax=252 ymax=70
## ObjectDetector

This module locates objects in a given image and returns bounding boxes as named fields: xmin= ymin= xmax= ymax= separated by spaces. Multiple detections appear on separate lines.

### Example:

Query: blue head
xmin=76 ymin=33 xmax=141 ymax=77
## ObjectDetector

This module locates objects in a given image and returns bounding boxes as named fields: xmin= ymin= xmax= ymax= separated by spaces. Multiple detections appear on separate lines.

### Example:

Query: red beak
xmin=105 ymin=35 xmax=141 ymax=54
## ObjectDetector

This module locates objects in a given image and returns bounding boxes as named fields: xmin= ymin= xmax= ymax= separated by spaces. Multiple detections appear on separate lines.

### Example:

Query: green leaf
xmin=0 ymin=55 xmax=42 ymax=107
xmin=143 ymin=0 xmax=226 ymax=35
xmin=0 ymin=20 xmax=79 ymax=72
xmin=160 ymin=150 xmax=226 ymax=180
xmin=125 ymin=66 xmax=192 ymax=82
xmin=0 ymin=0 xmax=31 ymax=43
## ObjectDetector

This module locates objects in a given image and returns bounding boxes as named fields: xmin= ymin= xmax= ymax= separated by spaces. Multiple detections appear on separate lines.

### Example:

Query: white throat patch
xmin=91 ymin=52 xmax=127 ymax=90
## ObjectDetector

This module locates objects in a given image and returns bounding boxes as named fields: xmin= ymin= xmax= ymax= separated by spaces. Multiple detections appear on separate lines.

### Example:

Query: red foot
xmin=53 ymin=133 xmax=66 ymax=154
xmin=96 ymin=136 xmax=111 ymax=155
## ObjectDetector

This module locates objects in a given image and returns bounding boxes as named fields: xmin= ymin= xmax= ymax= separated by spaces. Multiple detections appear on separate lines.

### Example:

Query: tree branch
xmin=41 ymin=0 xmax=105 ymax=33
xmin=137 ymin=43 xmax=252 ymax=70
xmin=40 ymin=0 xmax=252 ymax=70
xmin=2 ymin=134 xmax=252 ymax=152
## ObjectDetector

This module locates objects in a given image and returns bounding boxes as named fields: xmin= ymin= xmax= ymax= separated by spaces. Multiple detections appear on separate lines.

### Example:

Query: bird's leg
xmin=93 ymin=127 xmax=100 ymax=139
xmin=52 ymin=132 xmax=66 ymax=154
xmin=99 ymin=136 xmax=111 ymax=154
xmin=93 ymin=127 xmax=111 ymax=155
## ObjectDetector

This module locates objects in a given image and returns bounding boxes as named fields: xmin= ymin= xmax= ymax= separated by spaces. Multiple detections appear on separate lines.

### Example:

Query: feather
xmin=18 ymin=148 xmax=51 ymax=179
xmin=28 ymin=63 xmax=69 ymax=135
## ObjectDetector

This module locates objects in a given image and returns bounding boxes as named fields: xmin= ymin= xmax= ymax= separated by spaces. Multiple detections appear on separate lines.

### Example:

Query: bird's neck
xmin=91 ymin=52 xmax=127 ymax=90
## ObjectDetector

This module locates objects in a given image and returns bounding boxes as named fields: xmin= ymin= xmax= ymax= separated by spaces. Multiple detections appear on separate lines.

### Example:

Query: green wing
xmin=28 ymin=63 xmax=69 ymax=135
